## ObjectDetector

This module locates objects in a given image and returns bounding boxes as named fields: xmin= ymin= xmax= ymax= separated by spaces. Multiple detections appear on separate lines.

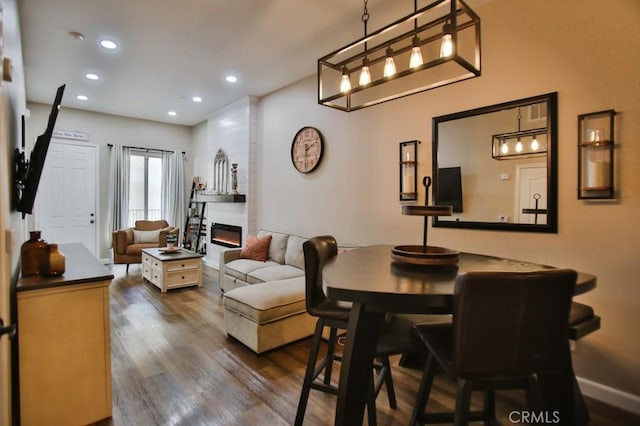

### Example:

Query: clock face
xmin=291 ymin=127 xmax=324 ymax=173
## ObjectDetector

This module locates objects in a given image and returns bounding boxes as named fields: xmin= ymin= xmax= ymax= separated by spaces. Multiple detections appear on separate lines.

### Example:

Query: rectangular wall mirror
xmin=432 ymin=92 xmax=558 ymax=233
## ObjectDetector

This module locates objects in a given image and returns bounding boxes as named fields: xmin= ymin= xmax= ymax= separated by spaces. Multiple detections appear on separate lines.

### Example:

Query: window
xmin=128 ymin=150 xmax=162 ymax=225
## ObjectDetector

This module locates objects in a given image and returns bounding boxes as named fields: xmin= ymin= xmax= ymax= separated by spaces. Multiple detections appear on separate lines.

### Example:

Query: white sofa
xmin=220 ymin=230 xmax=316 ymax=353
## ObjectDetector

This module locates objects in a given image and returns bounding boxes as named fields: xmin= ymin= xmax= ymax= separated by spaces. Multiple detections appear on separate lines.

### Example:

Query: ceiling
xmin=19 ymin=0 xmax=487 ymax=126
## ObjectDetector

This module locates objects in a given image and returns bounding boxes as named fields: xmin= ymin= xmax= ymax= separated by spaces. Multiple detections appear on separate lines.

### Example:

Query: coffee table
xmin=141 ymin=248 xmax=203 ymax=292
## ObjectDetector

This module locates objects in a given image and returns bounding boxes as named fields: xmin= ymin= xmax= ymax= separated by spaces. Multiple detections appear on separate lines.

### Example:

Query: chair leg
xmin=295 ymin=319 xmax=325 ymax=426
xmin=324 ymin=326 xmax=338 ymax=386
xmin=483 ymin=389 xmax=496 ymax=425
xmin=380 ymin=356 xmax=398 ymax=409
xmin=454 ymin=378 xmax=473 ymax=426
xmin=409 ymin=352 xmax=437 ymax=426
xmin=367 ymin=375 xmax=378 ymax=426
xmin=126 ymin=264 xmax=129 ymax=274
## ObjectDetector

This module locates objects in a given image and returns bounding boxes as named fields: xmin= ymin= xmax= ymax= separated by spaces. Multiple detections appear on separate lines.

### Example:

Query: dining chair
xmin=295 ymin=235 xmax=417 ymax=426
xmin=409 ymin=269 xmax=577 ymax=426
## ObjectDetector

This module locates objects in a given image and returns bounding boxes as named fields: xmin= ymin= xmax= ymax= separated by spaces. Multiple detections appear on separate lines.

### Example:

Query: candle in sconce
xmin=403 ymin=164 xmax=415 ymax=194
xmin=586 ymin=160 xmax=609 ymax=188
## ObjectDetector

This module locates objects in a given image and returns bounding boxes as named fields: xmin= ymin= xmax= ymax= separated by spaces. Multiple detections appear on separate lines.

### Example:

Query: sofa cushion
xmin=285 ymin=235 xmax=306 ymax=270
xmin=223 ymin=277 xmax=306 ymax=324
xmin=240 ymin=234 xmax=272 ymax=261
xmin=133 ymin=229 xmax=160 ymax=243
xmin=225 ymin=258 xmax=280 ymax=282
xmin=247 ymin=264 xmax=306 ymax=284
xmin=258 ymin=230 xmax=289 ymax=264
xmin=125 ymin=242 xmax=159 ymax=256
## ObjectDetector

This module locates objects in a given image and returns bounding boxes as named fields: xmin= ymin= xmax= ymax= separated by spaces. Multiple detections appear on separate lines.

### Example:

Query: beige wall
xmin=25 ymin=104 xmax=194 ymax=259
xmin=254 ymin=0 xmax=640 ymax=406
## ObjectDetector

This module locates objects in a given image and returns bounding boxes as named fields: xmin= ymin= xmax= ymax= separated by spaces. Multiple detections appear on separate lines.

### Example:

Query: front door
xmin=35 ymin=141 xmax=98 ymax=255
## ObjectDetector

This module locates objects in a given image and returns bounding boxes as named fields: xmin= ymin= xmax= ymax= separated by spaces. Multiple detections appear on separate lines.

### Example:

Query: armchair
xmin=112 ymin=220 xmax=179 ymax=273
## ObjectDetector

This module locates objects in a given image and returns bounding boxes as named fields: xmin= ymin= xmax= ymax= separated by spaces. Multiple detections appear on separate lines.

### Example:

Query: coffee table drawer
xmin=166 ymin=258 xmax=201 ymax=272
xmin=166 ymin=269 xmax=200 ymax=287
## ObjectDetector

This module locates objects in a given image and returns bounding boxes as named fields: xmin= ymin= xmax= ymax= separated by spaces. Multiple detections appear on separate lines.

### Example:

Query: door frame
xmin=34 ymin=139 xmax=100 ymax=256
xmin=514 ymin=163 xmax=547 ymax=224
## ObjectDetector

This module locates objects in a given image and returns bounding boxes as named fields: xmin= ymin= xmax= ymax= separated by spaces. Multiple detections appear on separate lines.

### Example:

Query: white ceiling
xmin=19 ymin=0 xmax=487 ymax=126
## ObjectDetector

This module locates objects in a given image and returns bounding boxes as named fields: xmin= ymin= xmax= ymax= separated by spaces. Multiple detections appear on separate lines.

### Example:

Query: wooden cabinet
xmin=142 ymin=248 xmax=203 ymax=292
xmin=17 ymin=243 xmax=113 ymax=426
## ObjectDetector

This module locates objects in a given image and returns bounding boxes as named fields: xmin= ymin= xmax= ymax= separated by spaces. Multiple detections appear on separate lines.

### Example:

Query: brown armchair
xmin=112 ymin=220 xmax=179 ymax=273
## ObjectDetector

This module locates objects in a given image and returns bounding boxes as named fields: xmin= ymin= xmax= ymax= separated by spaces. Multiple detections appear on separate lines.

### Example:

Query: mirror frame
xmin=432 ymin=92 xmax=558 ymax=233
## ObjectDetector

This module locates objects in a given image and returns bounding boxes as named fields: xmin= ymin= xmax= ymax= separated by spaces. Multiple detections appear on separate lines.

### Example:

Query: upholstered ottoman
xmin=222 ymin=277 xmax=316 ymax=354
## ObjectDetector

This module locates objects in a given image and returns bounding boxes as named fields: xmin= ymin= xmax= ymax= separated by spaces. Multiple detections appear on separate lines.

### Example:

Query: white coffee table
xmin=141 ymin=247 xmax=203 ymax=292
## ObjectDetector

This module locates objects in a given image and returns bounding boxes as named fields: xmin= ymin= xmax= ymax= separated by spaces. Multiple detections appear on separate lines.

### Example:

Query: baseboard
xmin=577 ymin=376 xmax=640 ymax=415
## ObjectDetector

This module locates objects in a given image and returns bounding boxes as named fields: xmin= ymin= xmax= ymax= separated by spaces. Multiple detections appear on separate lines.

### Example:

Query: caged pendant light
xmin=318 ymin=0 xmax=481 ymax=112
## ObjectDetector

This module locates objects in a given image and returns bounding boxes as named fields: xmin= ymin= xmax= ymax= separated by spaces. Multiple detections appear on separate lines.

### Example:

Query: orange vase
xmin=41 ymin=244 xmax=66 ymax=276
xmin=20 ymin=231 xmax=47 ymax=277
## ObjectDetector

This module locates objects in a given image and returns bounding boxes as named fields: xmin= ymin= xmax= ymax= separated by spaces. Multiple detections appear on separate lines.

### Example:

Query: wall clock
xmin=291 ymin=126 xmax=324 ymax=173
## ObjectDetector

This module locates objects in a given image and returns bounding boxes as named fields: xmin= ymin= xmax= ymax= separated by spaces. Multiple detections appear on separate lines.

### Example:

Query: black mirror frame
xmin=432 ymin=92 xmax=558 ymax=233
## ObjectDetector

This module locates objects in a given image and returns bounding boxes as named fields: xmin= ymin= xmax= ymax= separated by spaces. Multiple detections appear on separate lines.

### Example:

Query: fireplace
xmin=211 ymin=223 xmax=242 ymax=248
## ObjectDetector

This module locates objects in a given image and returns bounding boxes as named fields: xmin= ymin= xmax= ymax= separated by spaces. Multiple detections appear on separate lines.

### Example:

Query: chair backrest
xmin=302 ymin=236 xmax=338 ymax=317
xmin=135 ymin=220 xmax=169 ymax=231
xmin=452 ymin=269 xmax=577 ymax=377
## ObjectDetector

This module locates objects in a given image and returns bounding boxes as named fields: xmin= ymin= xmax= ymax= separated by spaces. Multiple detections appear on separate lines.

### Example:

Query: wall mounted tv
xmin=14 ymin=84 xmax=65 ymax=217
xmin=437 ymin=166 xmax=463 ymax=213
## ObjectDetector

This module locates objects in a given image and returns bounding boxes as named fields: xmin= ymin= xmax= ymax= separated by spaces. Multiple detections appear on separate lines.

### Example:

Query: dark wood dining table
xmin=324 ymin=245 xmax=597 ymax=426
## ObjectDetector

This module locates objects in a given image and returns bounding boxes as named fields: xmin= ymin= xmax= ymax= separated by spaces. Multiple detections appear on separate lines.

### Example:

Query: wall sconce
xmin=318 ymin=0 xmax=481 ymax=112
xmin=492 ymin=107 xmax=548 ymax=160
xmin=578 ymin=110 xmax=616 ymax=199
xmin=400 ymin=140 xmax=420 ymax=201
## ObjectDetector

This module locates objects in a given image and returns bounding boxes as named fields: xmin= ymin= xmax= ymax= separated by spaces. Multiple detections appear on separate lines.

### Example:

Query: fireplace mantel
xmin=200 ymin=194 xmax=246 ymax=203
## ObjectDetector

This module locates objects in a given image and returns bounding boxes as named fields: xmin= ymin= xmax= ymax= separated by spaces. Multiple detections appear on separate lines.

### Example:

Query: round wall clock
xmin=291 ymin=126 xmax=324 ymax=173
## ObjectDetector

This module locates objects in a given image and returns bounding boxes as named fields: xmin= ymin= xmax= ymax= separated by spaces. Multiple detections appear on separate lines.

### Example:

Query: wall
xmin=1 ymin=0 xmax=27 ymax=422
xmin=254 ymin=0 xmax=640 ymax=410
xmin=25 ymin=104 xmax=193 ymax=259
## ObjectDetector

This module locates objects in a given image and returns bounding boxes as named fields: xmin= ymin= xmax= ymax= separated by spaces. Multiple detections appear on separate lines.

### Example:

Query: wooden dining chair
xmin=409 ymin=269 xmax=577 ymax=426
xmin=295 ymin=235 xmax=417 ymax=426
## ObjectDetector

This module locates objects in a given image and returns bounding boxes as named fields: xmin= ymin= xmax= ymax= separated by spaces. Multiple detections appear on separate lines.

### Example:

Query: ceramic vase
xmin=41 ymin=244 xmax=66 ymax=276
xmin=21 ymin=231 xmax=47 ymax=277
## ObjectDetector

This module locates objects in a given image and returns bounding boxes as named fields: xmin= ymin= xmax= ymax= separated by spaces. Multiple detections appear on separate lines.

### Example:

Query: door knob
xmin=0 ymin=318 xmax=16 ymax=340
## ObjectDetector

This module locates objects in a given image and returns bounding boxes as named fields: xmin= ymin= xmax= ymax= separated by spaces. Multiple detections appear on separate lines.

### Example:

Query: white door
xmin=515 ymin=164 xmax=547 ymax=225
xmin=35 ymin=141 xmax=98 ymax=255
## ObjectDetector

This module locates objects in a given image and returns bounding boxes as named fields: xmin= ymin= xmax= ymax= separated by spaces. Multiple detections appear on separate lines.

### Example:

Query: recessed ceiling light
xmin=85 ymin=73 xmax=100 ymax=80
xmin=99 ymin=39 xmax=118 ymax=50
xmin=168 ymin=111 xmax=177 ymax=116
xmin=76 ymin=95 xmax=89 ymax=101
xmin=192 ymin=96 xmax=203 ymax=103
xmin=225 ymin=75 xmax=238 ymax=83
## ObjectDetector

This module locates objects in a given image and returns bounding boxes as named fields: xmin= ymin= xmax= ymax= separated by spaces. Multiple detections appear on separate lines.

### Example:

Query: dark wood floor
xmin=98 ymin=264 xmax=639 ymax=425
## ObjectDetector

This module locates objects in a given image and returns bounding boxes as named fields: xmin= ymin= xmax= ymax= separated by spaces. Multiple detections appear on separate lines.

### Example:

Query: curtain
xmin=161 ymin=150 xmax=185 ymax=232
xmin=108 ymin=144 xmax=130 ymax=231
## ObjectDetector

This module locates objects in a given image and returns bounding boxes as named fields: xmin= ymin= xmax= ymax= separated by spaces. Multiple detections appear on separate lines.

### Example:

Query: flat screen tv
xmin=16 ymin=84 xmax=65 ymax=216
xmin=437 ymin=166 xmax=463 ymax=213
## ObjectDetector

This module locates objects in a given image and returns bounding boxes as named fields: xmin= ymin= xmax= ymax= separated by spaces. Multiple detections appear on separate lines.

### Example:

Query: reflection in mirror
xmin=432 ymin=92 xmax=558 ymax=233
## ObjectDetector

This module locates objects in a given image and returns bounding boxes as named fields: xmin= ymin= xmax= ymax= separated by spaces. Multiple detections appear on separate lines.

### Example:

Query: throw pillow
xmin=133 ymin=229 xmax=161 ymax=244
xmin=240 ymin=234 xmax=272 ymax=262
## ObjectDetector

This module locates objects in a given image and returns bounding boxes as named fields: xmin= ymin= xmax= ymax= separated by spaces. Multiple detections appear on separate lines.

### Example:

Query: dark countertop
xmin=17 ymin=243 xmax=114 ymax=292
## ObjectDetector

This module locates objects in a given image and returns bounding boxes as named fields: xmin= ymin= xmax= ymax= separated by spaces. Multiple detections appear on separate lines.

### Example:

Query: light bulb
xmin=440 ymin=33 xmax=453 ymax=58
xmin=340 ymin=67 xmax=351 ymax=93
xmin=383 ymin=47 xmax=396 ymax=78
xmin=409 ymin=36 xmax=423 ymax=69
xmin=531 ymin=136 xmax=540 ymax=151
xmin=501 ymin=142 xmax=509 ymax=155
xmin=359 ymin=59 xmax=371 ymax=86
xmin=515 ymin=140 xmax=523 ymax=153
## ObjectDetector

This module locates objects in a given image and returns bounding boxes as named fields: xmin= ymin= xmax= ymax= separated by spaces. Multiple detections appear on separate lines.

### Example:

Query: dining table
xmin=323 ymin=245 xmax=597 ymax=426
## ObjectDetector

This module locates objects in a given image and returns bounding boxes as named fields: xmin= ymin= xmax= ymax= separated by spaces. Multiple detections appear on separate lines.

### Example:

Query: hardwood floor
xmin=98 ymin=264 xmax=639 ymax=425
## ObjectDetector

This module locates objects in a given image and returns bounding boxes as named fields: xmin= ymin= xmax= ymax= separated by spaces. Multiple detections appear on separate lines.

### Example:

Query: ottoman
xmin=222 ymin=277 xmax=316 ymax=353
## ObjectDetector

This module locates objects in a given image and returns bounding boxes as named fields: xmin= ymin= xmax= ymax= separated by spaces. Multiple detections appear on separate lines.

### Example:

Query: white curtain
xmin=161 ymin=150 xmax=185 ymax=232
xmin=108 ymin=144 xmax=130 ymax=231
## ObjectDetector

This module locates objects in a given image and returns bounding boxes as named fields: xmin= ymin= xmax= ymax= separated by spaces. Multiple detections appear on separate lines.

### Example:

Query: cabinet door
xmin=18 ymin=282 xmax=112 ymax=425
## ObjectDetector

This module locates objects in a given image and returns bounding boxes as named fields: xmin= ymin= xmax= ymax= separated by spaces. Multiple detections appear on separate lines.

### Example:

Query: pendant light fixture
xmin=318 ymin=0 xmax=481 ymax=112
xmin=492 ymin=106 xmax=549 ymax=160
